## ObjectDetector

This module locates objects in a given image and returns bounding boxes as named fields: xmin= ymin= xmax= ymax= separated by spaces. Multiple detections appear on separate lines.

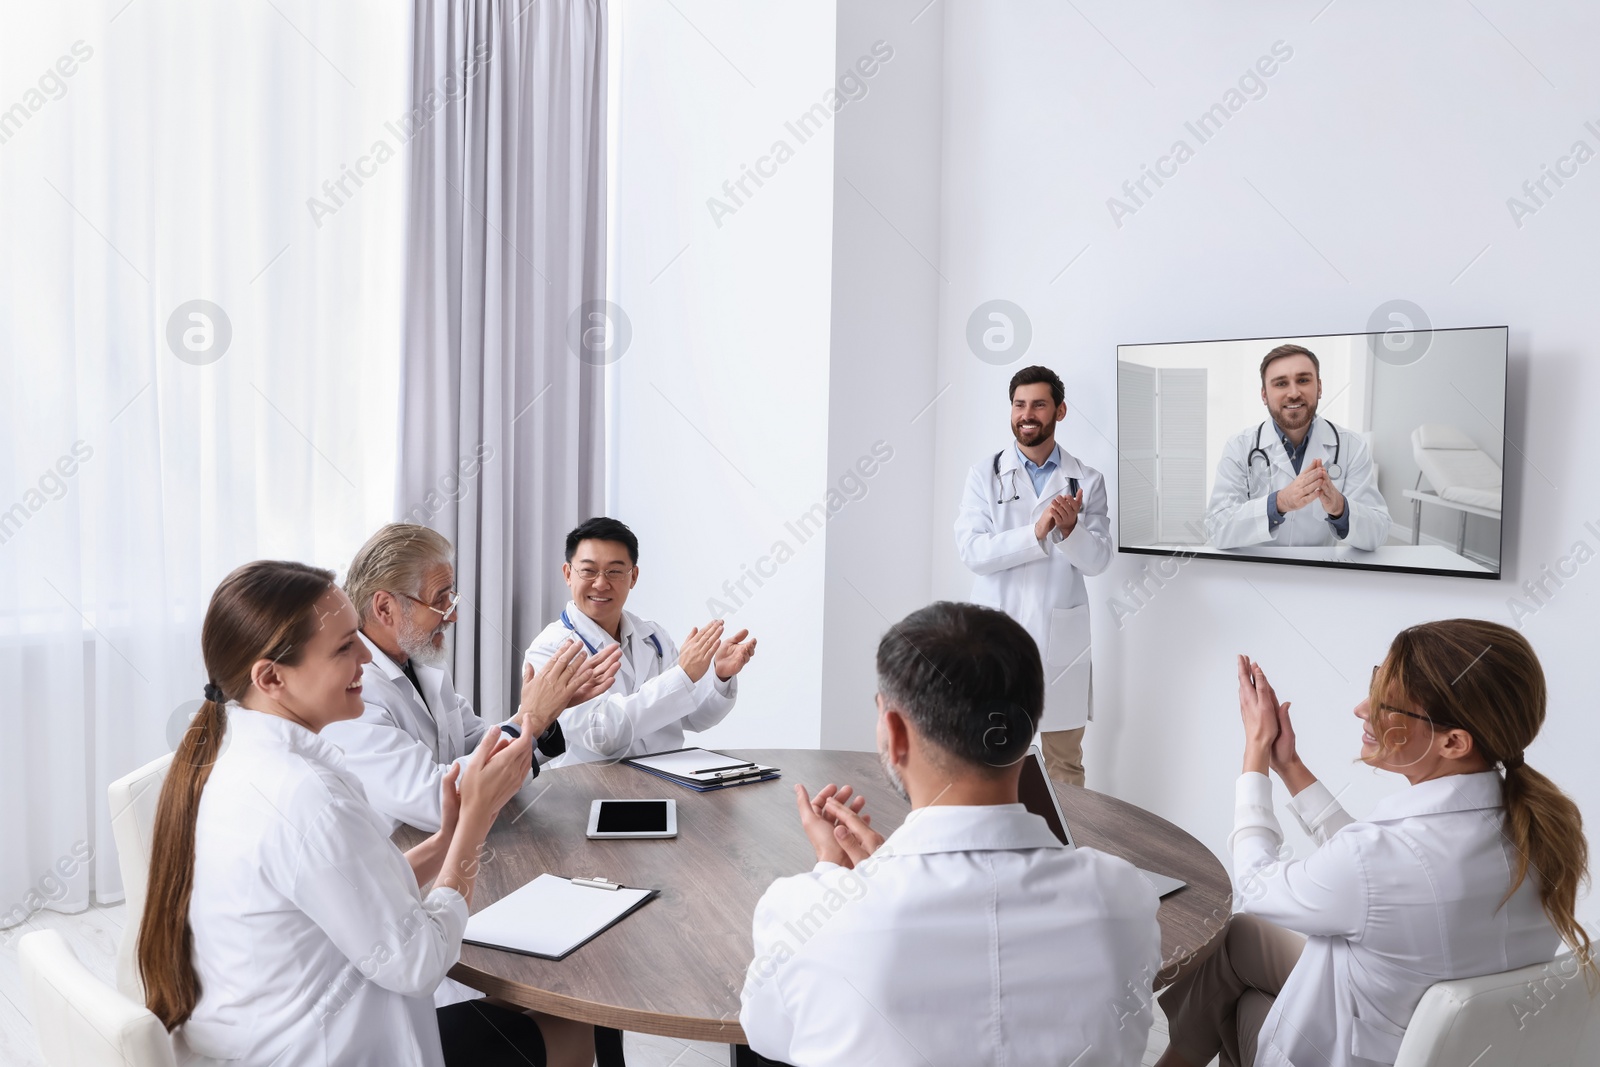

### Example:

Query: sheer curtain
xmin=397 ymin=0 xmax=608 ymax=720
xmin=0 ymin=1 xmax=408 ymax=917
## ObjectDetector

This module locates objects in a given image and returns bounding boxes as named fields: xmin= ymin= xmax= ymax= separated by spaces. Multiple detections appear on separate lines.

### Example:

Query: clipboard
xmin=462 ymin=873 xmax=659 ymax=960
xmin=622 ymin=747 xmax=781 ymax=791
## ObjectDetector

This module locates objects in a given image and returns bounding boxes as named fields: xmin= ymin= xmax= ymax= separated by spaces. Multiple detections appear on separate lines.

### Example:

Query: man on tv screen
xmin=1205 ymin=344 xmax=1391 ymax=551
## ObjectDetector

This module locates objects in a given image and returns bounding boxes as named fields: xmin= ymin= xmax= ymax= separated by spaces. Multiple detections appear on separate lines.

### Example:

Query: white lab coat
xmin=176 ymin=707 xmax=466 ymax=1067
xmin=1206 ymin=419 xmax=1391 ymax=551
xmin=321 ymin=633 xmax=551 ymax=833
xmin=1233 ymin=770 xmax=1560 ymax=1067
xmin=954 ymin=445 xmax=1112 ymax=732
xmin=739 ymin=804 xmax=1162 ymax=1066
xmin=524 ymin=602 xmax=736 ymax=766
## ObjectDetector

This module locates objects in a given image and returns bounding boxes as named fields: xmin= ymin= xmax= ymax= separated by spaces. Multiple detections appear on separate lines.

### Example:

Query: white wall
xmin=608 ymin=0 xmax=838 ymax=749
xmin=818 ymin=1 xmax=943 ymax=751
xmin=607 ymin=0 xmax=1600 ymax=930
xmin=929 ymin=0 xmax=1600 ymax=927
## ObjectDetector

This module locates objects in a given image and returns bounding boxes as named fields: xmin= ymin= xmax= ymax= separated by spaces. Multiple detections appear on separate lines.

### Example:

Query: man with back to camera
xmin=1206 ymin=343 xmax=1391 ymax=550
xmin=738 ymin=601 xmax=1162 ymax=1067
xmin=523 ymin=516 xmax=758 ymax=766
xmin=322 ymin=523 xmax=622 ymax=832
xmin=955 ymin=365 xmax=1111 ymax=787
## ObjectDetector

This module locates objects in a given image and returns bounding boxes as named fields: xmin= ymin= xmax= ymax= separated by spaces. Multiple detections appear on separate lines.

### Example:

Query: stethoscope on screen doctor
xmin=1245 ymin=417 xmax=1342 ymax=496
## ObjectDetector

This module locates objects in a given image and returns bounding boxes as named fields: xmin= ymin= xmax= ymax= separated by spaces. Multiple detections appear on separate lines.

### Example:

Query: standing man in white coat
xmin=1205 ymin=343 xmax=1391 ymax=551
xmin=323 ymin=524 xmax=621 ymax=832
xmin=525 ymin=516 xmax=758 ymax=766
xmin=739 ymin=601 xmax=1161 ymax=1067
xmin=955 ymin=365 xmax=1111 ymax=786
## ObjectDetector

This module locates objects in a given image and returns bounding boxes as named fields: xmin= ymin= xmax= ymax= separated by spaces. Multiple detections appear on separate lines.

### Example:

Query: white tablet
xmin=586 ymin=799 xmax=678 ymax=839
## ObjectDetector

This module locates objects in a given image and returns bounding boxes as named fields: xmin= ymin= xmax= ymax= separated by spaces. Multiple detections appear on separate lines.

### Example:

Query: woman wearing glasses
xmin=1156 ymin=619 xmax=1593 ymax=1067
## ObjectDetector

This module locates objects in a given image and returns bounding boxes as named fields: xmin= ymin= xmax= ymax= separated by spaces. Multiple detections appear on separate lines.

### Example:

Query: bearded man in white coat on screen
xmin=955 ymin=364 xmax=1111 ymax=787
xmin=1206 ymin=344 xmax=1391 ymax=551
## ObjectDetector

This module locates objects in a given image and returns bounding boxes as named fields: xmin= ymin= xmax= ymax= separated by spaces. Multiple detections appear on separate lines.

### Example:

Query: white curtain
xmin=0 ymin=1 xmax=409 ymax=916
xmin=398 ymin=0 xmax=608 ymax=720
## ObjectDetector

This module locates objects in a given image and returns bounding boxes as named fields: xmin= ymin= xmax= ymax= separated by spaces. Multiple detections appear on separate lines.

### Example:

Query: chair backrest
xmin=20 ymin=929 xmax=177 ymax=1067
xmin=106 ymin=753 xmax=172 ymax=999
xmin=1393 ymin=953 xmax=1598 ymax=1067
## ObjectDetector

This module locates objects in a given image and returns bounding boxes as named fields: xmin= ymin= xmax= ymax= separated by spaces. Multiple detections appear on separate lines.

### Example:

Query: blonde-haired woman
xmin=138 ymin=560 xmax=593 ymax=1066
xmin=1157 ymin=619 xmax=1592 ymax=1067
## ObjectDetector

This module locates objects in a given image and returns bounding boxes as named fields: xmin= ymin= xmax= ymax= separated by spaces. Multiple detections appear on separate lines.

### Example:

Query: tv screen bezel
xmin=1113 ymin=324 xmax=1508 ymax=582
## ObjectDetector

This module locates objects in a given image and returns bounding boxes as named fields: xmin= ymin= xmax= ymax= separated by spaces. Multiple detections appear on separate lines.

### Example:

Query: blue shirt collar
xmin=1015 ymin=442 xmax=1060 ymax=474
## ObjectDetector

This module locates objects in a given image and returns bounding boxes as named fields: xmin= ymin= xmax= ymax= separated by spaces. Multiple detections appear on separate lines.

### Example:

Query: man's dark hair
xmin=1008 ymin=365 xmax=1065 ymax=408
xmin=875 ymin=601 xmax=1044 ymax=773
xmin=565 ymin=516 xmax=639 ymax=564
xmin=1259 ymin=344 xmax=1319 ymax=384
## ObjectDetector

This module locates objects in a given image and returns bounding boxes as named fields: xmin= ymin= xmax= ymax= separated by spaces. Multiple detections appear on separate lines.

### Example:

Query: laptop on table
xmin=1018 ymin=746 xmax=1187 ymax=898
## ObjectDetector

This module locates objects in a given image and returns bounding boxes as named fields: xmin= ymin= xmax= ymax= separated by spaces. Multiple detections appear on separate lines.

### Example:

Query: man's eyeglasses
xmin=1370 ymin=666 xmax=1463 ymax=731
xmin=399 ymin=590 xmax=460 ymax=618
xmin=573 ymin=566 xmax=632 ymax=583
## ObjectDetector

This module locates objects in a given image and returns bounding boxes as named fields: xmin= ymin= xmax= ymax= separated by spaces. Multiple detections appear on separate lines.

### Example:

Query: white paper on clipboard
xmin=463 ymin=874 xmax=655 ymax=959
xmin=627 ymin=748 xmax=774 ymax=781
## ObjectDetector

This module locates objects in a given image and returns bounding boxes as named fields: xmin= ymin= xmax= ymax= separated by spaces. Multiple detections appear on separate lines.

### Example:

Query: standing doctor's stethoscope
xmin=1245 ymin=417 xmax=1343 ymax=497
xmin=993 ymin=450 xmax=1079 ymax=504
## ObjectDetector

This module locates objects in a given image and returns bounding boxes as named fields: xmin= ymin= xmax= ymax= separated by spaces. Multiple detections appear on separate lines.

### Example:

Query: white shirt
xmin=1233 ymin=771 xmax=1560 ymax=1067
xmin=321 ymin=633 xmax=548 ymax=833
xmin=1206 ymin=419 xmax=1391 ymax=551
xmin=176 ymin=707 xmax=466 ymax=1067
xmin=739 ymin=804 xmax=1162 ymax=1067
xmin=954 ymin=445 xmax=1112 ymax=731
xmin=524 ymin=602 xmax=736 ymax=766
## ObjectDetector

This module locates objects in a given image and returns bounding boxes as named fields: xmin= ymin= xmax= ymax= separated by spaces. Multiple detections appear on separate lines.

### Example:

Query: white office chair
xmin=1393 ymin=954 xmax=1597 ymax=1066
xmin=106 ymin=754 xmax=172 ymax=1000
xmin=19 ymin=929 xmax=177 ymax=1067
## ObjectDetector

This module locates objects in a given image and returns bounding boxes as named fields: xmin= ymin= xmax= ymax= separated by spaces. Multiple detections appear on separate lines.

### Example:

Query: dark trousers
xmin=436 ymin=1001 xmax=547 ymax=1066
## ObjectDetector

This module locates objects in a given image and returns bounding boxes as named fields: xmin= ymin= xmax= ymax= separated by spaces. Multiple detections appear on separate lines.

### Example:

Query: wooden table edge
xmin=451 ymin=961 xmax=751 ymax=1045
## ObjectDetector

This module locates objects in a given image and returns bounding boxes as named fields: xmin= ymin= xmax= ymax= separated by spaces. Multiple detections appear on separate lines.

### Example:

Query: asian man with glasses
xmin=523 ymin=516 xmax=758 ymax=766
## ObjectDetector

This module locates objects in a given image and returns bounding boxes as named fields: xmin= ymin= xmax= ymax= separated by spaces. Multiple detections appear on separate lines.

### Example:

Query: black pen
xmin=693 ymin=761 xmax=757 ymax=775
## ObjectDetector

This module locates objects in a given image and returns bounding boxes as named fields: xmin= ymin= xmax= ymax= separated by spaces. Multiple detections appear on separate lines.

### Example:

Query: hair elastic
xmin=203 ymin=682 xmax=226 ymax=703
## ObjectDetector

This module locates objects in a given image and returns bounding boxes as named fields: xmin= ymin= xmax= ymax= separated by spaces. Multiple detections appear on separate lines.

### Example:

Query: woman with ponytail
xmin=138 ymin=561 xmax=591 ymax=1066
xmin=1157 ymin=619 xmax=1593 ymax=1067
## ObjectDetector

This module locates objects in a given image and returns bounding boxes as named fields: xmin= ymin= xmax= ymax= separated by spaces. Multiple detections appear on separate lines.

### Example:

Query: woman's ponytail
xmin=138 ymin=696 xmax=228 ymax=1029
xmin=1500 ymin=760 xmax=1594 ymax=976
xmin=135 ymin=561 xmax=335 ymax=1029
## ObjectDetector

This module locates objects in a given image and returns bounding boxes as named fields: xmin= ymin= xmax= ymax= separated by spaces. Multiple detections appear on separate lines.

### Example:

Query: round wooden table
xmin=415 ymin=749 xmax=1231 ymax=1046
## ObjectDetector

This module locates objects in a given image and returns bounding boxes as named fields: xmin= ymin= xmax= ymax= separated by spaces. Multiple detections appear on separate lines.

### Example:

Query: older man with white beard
xmin=323 ymin=523 xmax=621 ymax=833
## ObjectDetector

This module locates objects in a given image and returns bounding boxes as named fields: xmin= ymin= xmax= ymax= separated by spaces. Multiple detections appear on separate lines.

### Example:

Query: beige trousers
xmin=1040 ymin=727 xmax=1086 ymax=787
xmin=1158 ymin=913 xmax=1306 ymax=1067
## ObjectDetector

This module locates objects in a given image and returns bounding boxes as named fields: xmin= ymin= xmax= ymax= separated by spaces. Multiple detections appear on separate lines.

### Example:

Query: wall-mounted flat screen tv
xmin=1116 ymin=326 xmax=1506 ymax=580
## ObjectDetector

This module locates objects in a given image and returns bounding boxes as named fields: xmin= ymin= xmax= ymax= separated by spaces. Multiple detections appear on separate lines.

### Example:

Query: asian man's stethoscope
xmin=1246 ymin=418 xmax=1342 ymax=496
xmin=559 ymin=608 xmax=664 ymax=659
xmin=993 ymin=450 xmax=1079 ymax=504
